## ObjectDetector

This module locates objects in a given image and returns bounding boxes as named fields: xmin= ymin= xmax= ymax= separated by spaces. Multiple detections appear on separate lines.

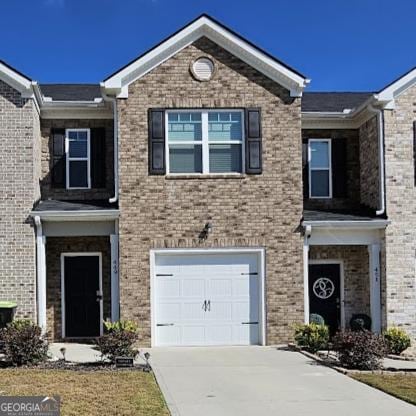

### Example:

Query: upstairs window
xmin=309 ymin=139 xmax=332 ymax=198
xmin=166 ymin=110 xmax=243 ymax=174
xmin=66 ymin=129 xmax=90 ymax=189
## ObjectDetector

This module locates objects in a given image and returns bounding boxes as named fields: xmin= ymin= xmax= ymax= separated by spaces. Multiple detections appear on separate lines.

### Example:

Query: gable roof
xmin=103 ymin=14 xmax=309 ymax=98
xmin=40 ymin=84 xmax=101 ymax=102
xmin=0 ymin=59 xmax=33 ymax=96
xmin=375 ymin=66 xmax=416 ymax=108
xmin=302 ymin=92 xmax=373 ymax=113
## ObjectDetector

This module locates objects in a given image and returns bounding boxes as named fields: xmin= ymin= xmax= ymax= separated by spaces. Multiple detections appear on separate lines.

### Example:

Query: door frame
xmin=308 ymin=259 xmax=345 ymax=330
xmin=61 ymin=252 xmax=103 ymax=339
xmin=150 ymin=248 xmax=266 ymax=347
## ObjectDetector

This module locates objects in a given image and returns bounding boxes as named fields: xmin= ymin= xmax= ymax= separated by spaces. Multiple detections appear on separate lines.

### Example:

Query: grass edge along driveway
xmin=350 ymin=373 xmax=416 ymax=407
xmin=0 ymin=369 xmax=170 ymax=416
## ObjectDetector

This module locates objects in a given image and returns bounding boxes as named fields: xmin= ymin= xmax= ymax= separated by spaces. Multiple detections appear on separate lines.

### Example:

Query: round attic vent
xmin=191 ymin=57 xmax=215 ymax=81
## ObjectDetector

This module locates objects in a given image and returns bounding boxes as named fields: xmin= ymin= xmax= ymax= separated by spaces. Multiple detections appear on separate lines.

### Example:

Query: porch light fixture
xmin=199 ymin=222 xmax=213 ymax=241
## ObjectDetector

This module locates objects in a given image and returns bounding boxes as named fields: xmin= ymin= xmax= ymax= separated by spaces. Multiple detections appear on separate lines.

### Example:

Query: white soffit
xmin=103 ymin=15 xmax=309 ymax=98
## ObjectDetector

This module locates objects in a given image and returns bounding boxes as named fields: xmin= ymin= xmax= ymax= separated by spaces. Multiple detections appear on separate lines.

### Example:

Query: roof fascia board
xmin=30 ymin=209 xmax=120 ymax=222
xmin=103 ymin=16 xmax=308 ymax=98
xmin=0 ymin=61 xmax=32 ymax=94
xmin=302 ymin=219 xmax=389 ymax=229
xmin=376 ymin=68 xmax=416 ymax=109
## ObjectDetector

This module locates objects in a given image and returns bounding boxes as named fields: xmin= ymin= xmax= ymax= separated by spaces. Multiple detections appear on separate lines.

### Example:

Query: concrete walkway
xmin=149 ymin=347 xmax=415 ymax=416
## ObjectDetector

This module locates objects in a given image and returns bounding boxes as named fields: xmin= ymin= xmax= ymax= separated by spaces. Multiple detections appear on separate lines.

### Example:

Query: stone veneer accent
xmin=40 ymin=119 xmax=114 ymax=200
xmin=45 ymin=236 xmax=111 ymax=340
xmin=302 ymin=129 xmax=361 ymax=211
xmin=359 ymin=116 xmax=380 ymax=210
xmin=383 ymin=84 xmax=416 ymax=336
xmin=309 ymin=245 xmax=371 ymax=327
xmin=0 ymin=80 xmax=39 ymax=320
xmin=117 ymin=37 xmax=304 ymax=345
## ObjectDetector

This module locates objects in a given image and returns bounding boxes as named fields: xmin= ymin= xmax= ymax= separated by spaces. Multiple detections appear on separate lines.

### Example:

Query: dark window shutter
xmin=91 ymin=127 xmax=106 ymax=188
xmin=245 ymin=108 xmax=262 ymax=174
xmin=413 ymin=121 xmax=416 ymax=186
xmin=332 ymin=138 xmax=348 ymax=198
xmin=51 ymin=128 xmax=66 ymax=188
xmin=148 ymin=109 xmax=166 ymax=175
xmin=302 ymin=139 xmax=309 ymax=198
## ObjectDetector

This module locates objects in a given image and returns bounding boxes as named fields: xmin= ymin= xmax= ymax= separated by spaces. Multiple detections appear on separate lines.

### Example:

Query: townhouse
xmin=0 ymin=15 xmax=415 ymax=346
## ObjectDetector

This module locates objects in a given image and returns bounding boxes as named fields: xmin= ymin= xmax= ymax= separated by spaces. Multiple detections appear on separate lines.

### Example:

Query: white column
xmin=303 ymin=231 xmax=311 ymax=324
xmin=110 ymin=233 xmax=120 ymax=321
xmin=34 ymin=216 xmax=47 ymax=333
xmin=368 ymin=243 xmax=381 ymax=333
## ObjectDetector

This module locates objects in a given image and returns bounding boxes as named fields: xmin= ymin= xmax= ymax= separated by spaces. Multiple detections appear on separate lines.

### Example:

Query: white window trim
xmin=165 ymin=109 xmax=245 ymax=175
xmin=308 ymin=138 xmax=332 ymax=199
xmin=65 ymin=128 xmax=91 ymax=190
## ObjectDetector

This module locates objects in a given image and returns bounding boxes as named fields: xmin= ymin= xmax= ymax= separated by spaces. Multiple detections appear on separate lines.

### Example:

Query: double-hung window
xmin=309 ymin=139 xmax=332 ymax=198
xmin=166 ymin=110 xmax=243 ymax=174
xmin=66 ymin=128 xmax=90 ymax=189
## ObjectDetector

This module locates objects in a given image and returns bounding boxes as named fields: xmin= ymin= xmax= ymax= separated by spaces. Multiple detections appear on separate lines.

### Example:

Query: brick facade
xmin=302 ymin=129 xmax=361 ymax=211
xmin=0 ymin=80 xmax=39 ymax=320
xmin=40 ymin=119 xmax=114 ymax=201
xmin=359 ymin=116 xmax=380 ymax=210
xmin=118 ymin=37 xmax=304 ymax=345
xmin=309 ymin=245 xmax=371 ymax=327
xmin=45 ymin=236 xmax=111 ymax=340
xmin=383 ymin=84 xmax=416 ymax=336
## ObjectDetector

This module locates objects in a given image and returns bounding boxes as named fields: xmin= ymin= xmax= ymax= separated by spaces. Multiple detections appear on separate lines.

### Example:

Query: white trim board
xmin=60 ymin=252 xmax=103 ymax=339
xmin=103 ymin=15 xmax=308 ymax=98
xmin=308 ymin=259 xmax=345 ymax=330
xmin=150 ymin=247 xmax=266 ymax=347
xmin=30 ymin=210 xmax=119 ymax=222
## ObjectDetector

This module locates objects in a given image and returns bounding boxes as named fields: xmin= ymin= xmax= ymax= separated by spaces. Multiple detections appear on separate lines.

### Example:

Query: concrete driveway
xmin=149 ymin=347 xmax=415 ymax=416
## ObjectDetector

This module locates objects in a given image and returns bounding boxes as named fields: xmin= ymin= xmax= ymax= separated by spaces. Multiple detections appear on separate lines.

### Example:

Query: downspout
xmin=368 ymin=104 xmax=386 ymax=216
xmin=101 ymin=86 xmax=119 ymax=204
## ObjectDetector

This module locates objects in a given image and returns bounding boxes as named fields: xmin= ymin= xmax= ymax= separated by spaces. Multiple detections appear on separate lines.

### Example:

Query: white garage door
xmin=153 ymin=252 xmax=262 ymax=346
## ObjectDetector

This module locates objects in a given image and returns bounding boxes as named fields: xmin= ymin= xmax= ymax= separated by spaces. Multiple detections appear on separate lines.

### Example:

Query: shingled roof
xmin=40 ymin=84 xmax=102 ymax=101
xmin=302 ymin=92 xmax=373 ymax=112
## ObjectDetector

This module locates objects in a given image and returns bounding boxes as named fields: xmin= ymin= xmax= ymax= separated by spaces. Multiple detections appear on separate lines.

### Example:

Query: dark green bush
xmin=384 ymin=327 xmax=411 ymax=355
xmin=1 ymin=320 xmax=48 ymax=366
xmin=294 ymin=323 xmax=329 ymax=353
xmin=350 ymin=314 xmax=371 ymax=331
xmin=95 ymin=320 xmax=139 ymax=363
xmin=333 ymin=330 xmax=386 ymax=370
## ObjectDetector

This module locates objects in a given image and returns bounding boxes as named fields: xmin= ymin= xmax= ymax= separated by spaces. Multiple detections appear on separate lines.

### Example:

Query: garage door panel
xmin=207 ymin=301 xmax=232 ymax=321
xmin=156 ymin=325 xmax=181 ymax=346
xmin=208 ymin=278 xmax=232 ymax=297
xmin=182 ymin=301 xmax=206 ymax=320
xmin=182 ymin=278 xmax=205 ymax=297
xmin=154 ymin=252 xmax=261 ymax=346
xmin=182 ymin=326 xmax=206 ymax=345
xmin=156 ymin=279 xmax=181 ymax=298
xmin=156 ymin=302 xmax=181 ymax=321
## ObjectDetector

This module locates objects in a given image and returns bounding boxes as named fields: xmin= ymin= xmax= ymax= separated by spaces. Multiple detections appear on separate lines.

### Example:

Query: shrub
xmin=350 ymin=314 xmax=372 ymax=331
xmin=309 ymin=313 xmax=325 ymax=326
xmin=383 ymin=327 xmax=411 ymax=355
xmin=96 ymin=320 xmax=139 ymax=363
xmin=294 ymin=323 xmax=329 ymax=353
xmin=1 ymin=320 xmax=48 ymax=366
xmin=333 ymin=330 xmax=386 ymax=370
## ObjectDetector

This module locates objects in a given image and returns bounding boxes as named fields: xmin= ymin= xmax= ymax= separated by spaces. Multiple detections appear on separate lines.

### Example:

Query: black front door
xmin=64 ymin=255 xmax=101 ymax=338
xmin=309 ymin=264 xmax=341 ymax=335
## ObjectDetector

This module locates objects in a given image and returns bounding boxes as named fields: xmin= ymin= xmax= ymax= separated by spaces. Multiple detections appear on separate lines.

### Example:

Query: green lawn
xmin=0 ymin=369 xmax=170 ymax=416
xmin=351 ymin=373 xmax=416 ymax=406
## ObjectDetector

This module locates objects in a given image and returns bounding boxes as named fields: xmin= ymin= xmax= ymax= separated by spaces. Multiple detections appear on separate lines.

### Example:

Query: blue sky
xmin=1 ymin=0 xmax=415 ymax=91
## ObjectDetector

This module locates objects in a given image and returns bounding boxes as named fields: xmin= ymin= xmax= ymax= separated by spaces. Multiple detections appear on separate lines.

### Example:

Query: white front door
xmin=153 ymin=252 xmax=261 ymax=346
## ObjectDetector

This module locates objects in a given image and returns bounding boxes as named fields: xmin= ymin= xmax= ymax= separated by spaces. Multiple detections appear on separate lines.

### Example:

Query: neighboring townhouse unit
xmin=0 ymin=14 xmax=415 ymax=346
